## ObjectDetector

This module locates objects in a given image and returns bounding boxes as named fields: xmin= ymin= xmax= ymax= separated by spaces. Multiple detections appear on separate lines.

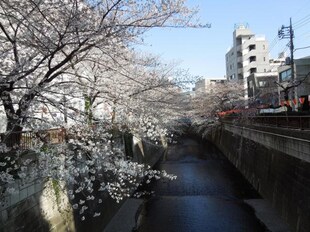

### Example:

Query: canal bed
xmin=105 ymin=136 xmax=291 ymax=232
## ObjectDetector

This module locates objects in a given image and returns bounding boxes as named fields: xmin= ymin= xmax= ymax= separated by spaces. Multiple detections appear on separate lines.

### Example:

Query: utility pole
xmin=278 ymin=17 xmax=296 ymax=110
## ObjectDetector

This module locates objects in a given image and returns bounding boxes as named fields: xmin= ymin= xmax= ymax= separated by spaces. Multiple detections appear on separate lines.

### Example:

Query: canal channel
xmin=135 ymin=136 xmax=271 ymax=232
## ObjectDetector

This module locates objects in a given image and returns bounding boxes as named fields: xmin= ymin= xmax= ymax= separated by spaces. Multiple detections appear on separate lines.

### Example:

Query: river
xmin=135 ymin=137 xmax=269 ymax=232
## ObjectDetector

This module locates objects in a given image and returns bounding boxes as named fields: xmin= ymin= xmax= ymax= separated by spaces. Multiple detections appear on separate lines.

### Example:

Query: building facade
xmin=226 ymin=24 xmax=271 ymax=100
xmin=194 ymin=78 xmax=226 ymax=94
xmin=247 ymin=72 xmax=279 ymax=106
xmin=278 ymin=56 xmax=310 ymax=111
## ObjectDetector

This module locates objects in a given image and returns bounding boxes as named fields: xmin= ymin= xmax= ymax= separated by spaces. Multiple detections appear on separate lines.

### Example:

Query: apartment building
xmin=194 ymin=78 xmax=226 ymax=94
xmin=225 ymin=24 xmax=271 ymax=100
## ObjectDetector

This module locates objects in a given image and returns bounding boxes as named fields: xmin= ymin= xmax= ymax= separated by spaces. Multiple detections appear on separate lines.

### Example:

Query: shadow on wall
xmin=0 ymin=150 xmax=75 ymax=232
xmin=0 ymin=134 xmax=166 ymax=232
xmin=0 ymin=180 xmax=51 ymax=231
xmin=205 ymin=124 xmax=310 ymax=232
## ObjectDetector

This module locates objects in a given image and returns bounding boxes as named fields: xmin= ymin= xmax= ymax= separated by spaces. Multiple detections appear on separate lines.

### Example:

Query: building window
xmin=250 ymin=68 xmax=257 ymax=74
xmin=258 ymin=81 xmax=268 ymax=87
xmin=249 ymin=44 xmax=256 ymax=51
xmin=263 ymin=45 xmax=265 ymax=50
xmin=236 ymin=38 xmax=242 ymax=45
xmin=249 ymin=80 xmax=253 ymax=88
xmin=279 ymin=69 xmax=292 ymax=82
xmin=249 ymin=56 xmax=256 ymax=62
xmin=263 ymin=57 xmax=266 ymax=61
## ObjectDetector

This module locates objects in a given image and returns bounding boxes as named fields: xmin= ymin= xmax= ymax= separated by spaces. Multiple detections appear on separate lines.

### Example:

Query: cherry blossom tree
xmin=191 ymin=80 xmax=245 ymax=119
xmin=0 ymin=0 xmax=203 ymax=145
xmin=59 ymin=48 xmax=194 ymax=139
xmin=0 ymin=0 xmax=205 ymax=222
xmin=189 ymin=80 xmax=246 ymax=136
xmin=275 ymin=71 xmax=310 ymax=104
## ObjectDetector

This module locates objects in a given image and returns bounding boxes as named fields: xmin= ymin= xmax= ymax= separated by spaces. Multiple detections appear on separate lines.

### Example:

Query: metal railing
xmin=0 ymin=128 xmax=66 ymax=150
xmin=220 ymin=115 xmax=310 ymax=130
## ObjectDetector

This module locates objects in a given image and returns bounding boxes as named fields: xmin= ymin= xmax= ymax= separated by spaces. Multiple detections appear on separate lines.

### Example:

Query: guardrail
xmin=220 ymin=115 xmax=310 ymax=130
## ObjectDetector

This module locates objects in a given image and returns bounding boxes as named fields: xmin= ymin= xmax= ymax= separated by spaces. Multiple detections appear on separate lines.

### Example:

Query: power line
xmin=266 ymin=8 xmax=309 ymax=58
xmin=294 ymin=18 xmax=310 ymax=30
xmin=294 ymin=30 xmax=310 ymax=41
xmin=268 ymin=44 xmax=289 ymax=72
xmin=267 ymin=5 xmax=310 ymax=63
xmin=293 ymin=14 xmax=310 ymax=26
xmin=294 ymin=45 xmax=310 ymax=52
xmin=268 ymin=36 xmax=279 ymax=52
xmin=291 ymin=0 xmax=310 ymax=19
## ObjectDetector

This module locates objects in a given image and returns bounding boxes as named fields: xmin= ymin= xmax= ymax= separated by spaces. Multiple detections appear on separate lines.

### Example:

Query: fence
xmin=220 ymin=115 xmax=310 ymax=130
xmin=0 ymin=128 xmax=66 ymax=150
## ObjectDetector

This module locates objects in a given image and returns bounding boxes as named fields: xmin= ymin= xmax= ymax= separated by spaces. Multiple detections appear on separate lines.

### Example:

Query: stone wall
xmin=0 ymin=136 xmax=166 ymax=232
xmin=0 ymin=178 xmax=75 ymax=232
xmin=205 ymin=124 xmax=310 ymax=232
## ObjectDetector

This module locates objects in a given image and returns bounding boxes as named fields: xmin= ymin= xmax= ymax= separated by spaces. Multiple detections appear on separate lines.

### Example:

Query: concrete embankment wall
xmin=0 ymin=136 xmax=165 ymax=232
xmin=205 ymin=123 xmax=310 ymax=232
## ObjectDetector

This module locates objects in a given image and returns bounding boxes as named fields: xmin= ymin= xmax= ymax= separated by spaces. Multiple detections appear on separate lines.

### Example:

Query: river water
xmin=136 ymin=137 xmax=269 ymax=232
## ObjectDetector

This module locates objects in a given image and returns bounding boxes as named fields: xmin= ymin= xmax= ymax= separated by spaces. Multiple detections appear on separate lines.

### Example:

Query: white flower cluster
xmin=127 ymin=115 xmax=169 ymax=143
xmin=0 ymin=122 xmax=177 ymax=220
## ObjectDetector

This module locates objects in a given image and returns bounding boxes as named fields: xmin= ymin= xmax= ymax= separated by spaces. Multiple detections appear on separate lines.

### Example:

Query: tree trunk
xmin=84 ymin=94 xmax=93 ymax=125
xmin=3 ymin=120 xmax=23 ymax=149
xmin=1 ymin=91 xmax=24 ymax=149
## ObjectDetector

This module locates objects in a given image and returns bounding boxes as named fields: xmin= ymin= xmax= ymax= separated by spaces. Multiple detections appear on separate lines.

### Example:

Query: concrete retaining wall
xmin=0 ymin=136 xmax=166 ymax=232
xmin=206 ymin=124 xmax=310 ymax=232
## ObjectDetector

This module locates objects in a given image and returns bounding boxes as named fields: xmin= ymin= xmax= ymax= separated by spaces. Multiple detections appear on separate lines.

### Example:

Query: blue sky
xmin=137 ymin=0 xmax=310 ymax=79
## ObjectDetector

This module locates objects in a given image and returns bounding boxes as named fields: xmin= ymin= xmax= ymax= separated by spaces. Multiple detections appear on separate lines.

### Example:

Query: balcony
xmin=250 ymin=68 xmax=257 ymax=74
xmin=249 ymin=56 xmax=256 ymax=63
xmin=244 ymin=49 xmax=256 ymax=59
xmin=249 ymin=44 xmax=256 ymax=51
xmin=246 ymin=62 xmax=257 ymax=69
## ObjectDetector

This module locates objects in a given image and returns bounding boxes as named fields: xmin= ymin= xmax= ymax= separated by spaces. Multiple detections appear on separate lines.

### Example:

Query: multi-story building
xmin=225 ymin=24 xmax=271 ymax=100
xmin=278 ymin=56 xmax=310 ymax=111
xmin=247 ymin=72 xmax=279 ymax=106
xmin=194 ymin=78 xmax=226 ymax=94
xmin=269 ymin=52 xmax=287 ymax=72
